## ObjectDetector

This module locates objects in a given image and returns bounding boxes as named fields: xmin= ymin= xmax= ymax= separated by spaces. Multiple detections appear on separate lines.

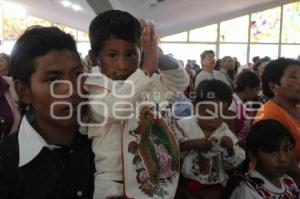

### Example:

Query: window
xmin=3 ymin=10 xmax=52 ymax=41
xmin=189 ymin=24 xmax=217 ymax=42
xmin=0 ymin=9 xmax=3 ymax=40
xmin=282 ymin=2 xmax=300 ymax=43
xmin=77 ymin=42 xmax=90 ymax=57
xmin=250 ymin=7 xmax=281 ymax=43
xmin=160 ymin=43 xmax=216 ymax=65
xmin=78 ymin=30 xmax=89 ymax=42
xmin=249 ymin=44 xmax=278 ymax=60
xmin=280 ymin=45 xmax=300 ymax=59
xmin=160 ymin=32 xmax=188 ymax=42
xmin=0 ymin=40 xmax=16 ymax=54
xmin=220 ymin=15 xmax=249 ymax=42
xmin=219 ymin=44 xmax=247 ymax=65
xmin=64 ymin=26 xmax=78 ymax=40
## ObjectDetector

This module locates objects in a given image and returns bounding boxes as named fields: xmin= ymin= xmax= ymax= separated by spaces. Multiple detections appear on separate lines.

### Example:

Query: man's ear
xmin=88 ymin=49 xmax=97 ymax=66
xmin=14 ymin=80 xmax=32 ymax=105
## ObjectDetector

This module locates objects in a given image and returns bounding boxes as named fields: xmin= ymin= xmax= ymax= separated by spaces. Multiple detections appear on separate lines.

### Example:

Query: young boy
xmin=0 ymin=27 xmax=95 ymax=198
xmin=85 ymin=10 xmax=189 ymax=199
xmin=175 ymin=79 xmax=245 ymax=199
xmin=228 ymin=70 xmax=260 ymax=150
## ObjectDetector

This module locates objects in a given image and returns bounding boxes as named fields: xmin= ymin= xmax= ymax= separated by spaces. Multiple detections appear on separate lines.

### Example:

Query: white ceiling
xmin=3 ymin=0 xmax=296 ymax=36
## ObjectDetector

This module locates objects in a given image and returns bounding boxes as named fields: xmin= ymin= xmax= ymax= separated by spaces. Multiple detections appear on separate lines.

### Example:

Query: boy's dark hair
xmin=89 ymin=10 xmax=141 ymax=54
xmin=247 ymin=119 xmax=295 ymax=154
xmin=9 ymin=26 xmax=79 ymax=114
xmin=195 ymin=79 xmax=232 ymax=105
xmin=200 ymin=50 xmax=214 ymax=62
xmin=235 ymin=70 xmax=260 ymax=92
xmin=262 ymin=58 xmax=300 ymax=98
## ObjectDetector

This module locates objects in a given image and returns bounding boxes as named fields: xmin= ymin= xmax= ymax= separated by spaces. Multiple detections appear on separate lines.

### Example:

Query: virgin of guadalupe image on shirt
xmin=128 ymin=106 xmax=180 ymax=197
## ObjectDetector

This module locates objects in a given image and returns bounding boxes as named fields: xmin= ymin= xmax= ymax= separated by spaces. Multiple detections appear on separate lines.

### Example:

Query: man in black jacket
xmin=0 ymin=27 xmax=95 ymax=199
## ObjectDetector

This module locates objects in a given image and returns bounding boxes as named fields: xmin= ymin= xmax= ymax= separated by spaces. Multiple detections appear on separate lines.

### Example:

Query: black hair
xmin=247 ymin=119 xmax=295 ymax=154
xmin=222 ymin=119 xmax=295 ymax=199
xmin=89 ymin=10 xmax=141 ymax=54
xmin=9 ymin=26 xmax=79 ymax=114
xmin=235 ymin=70 xmax=260 ymax=92
xmin=262 ymin=58 xmax=300 ymax=98
xmin=195 ymin=79 xmax=232 ymax=105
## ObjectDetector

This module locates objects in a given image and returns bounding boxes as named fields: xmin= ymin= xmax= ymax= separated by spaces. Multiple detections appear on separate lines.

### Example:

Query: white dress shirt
xmin=18 ymin=116 xmax=60 ymax=167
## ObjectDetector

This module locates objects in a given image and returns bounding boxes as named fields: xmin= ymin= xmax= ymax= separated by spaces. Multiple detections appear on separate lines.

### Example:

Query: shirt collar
xmin=249 ymin=170 xmax=285 ymax=193
xmin=18 ymin=116 xmax=60 ymax=167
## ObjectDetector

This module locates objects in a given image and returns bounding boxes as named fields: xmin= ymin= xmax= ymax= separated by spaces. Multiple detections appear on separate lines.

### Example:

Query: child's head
xmin=89 ymin=10 xmax=141 ymax=80
xmin=195 ymin=79 xmax=232 ymax=131
xmin=235 ymin=70 xmax=260 ymax=101
xmin=247 ymin=119 xmax=295 ymax=179
xmin=10 ymin=26 xmax=83 ymax=128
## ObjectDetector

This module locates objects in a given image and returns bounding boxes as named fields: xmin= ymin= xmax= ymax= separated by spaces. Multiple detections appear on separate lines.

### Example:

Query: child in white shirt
xmin=175 ymin=79 xmax=245 ymax=199
xmin=229 ymin=119 xmax=299 ymax=199
xmin=85 ymin=10 xmax=189 ymax=199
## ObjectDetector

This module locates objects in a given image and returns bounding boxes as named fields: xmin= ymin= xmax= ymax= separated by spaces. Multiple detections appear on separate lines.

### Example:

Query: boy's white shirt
xmin=229 ymin=170 xmax=298 ymax=199
xmin=85 ymin=67 xmax=189 ymax=196
xmin=175 ymin=116 xmax=245 ymax=185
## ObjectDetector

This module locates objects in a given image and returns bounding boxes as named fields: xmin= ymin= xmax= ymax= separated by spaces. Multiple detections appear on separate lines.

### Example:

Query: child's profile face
xmin=195 ymin=100 xmax=228 ymax=132
xmin=96 ymin=36 xmax=141 ymax=80
xmin=255 ymin=138 xmax=294 ymax=180
xmin=24 ymin=49 xmax=84 ymax=128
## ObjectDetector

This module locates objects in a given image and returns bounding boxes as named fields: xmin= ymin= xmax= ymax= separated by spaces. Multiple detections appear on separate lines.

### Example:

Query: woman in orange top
xmin=255 ymin=58 xmax=300 ymax=161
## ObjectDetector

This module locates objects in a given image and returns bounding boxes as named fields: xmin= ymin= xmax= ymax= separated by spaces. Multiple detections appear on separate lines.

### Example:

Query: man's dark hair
xmin=236 ymin=70 xmax=260 ymax=92
xmin=195 ymin=79 xmax=232 ymax=105
xmin=89 ymin=10 xmax=141 ymax=54
xmin=262 ymin=58 xmax=300 ymax=98
xmin=9 ymin=26 xmax=79 ymax=114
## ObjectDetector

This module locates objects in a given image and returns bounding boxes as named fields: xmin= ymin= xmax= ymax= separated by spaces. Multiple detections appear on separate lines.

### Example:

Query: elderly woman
xmin=0 ymin=75 xmax=20 ymax=140
xmin=254 ymin=58 xmax=300 ymax=161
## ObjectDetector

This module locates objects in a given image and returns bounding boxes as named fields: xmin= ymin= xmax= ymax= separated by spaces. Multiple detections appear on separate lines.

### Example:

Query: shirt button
xmin=77 ymin=190 xmax=82 ymax=197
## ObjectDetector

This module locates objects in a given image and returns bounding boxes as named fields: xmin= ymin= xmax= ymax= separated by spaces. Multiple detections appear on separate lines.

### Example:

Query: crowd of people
xmin=0 ymin=9 xmax=299 ymax=199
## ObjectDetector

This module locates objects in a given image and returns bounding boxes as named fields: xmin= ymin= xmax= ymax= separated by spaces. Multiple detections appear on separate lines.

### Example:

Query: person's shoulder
xmin=0 ymin=132 xmax=19 ymax=158
xmin=255 ymin=100 xmax=284 ymax=122
xmin=0 ymin=132 xmax=19 ymax=169
xmin=197 ymin=70 xmax=208 ymax=76
xmin=178 ymin=116 xmax=195 ymax=124
xmin=177 ymin=116 xmax=197 ymax=130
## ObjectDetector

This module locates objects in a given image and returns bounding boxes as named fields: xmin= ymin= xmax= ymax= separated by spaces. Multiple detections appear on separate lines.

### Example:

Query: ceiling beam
xmin=86 ymin=0 xmax=113 ymax=14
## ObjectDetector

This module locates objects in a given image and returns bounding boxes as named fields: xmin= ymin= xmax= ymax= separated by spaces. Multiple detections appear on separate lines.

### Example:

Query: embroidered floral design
xmin=190 ymin=154 xmax=221 ymax=183
xmin=128 ymin=106 xmax=179 ymax=198
xmin=246 ymin=176 xmax=300 ymax=199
